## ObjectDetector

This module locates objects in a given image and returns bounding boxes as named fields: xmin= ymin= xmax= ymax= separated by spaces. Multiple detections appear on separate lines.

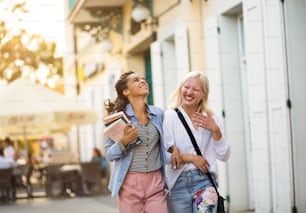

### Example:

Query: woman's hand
xmin=192 ymin=112 xmax=217 ymax=131
xmin=180 ymin=154 xmax=210 ymax=173
xmin=192 ymin=155 xmax=210 ymax=173
xmin=192 ymin=111 xmax=222 ymax=140
xmin=169 ymin=146 xmax=182 ymax=169
xmin=121 ymin=124 xmax=139 ymax=146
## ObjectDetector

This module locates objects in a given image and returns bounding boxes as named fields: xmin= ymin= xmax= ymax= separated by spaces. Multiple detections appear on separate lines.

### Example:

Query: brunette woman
xmin=104 ymin=71 xmax=168 ymax=213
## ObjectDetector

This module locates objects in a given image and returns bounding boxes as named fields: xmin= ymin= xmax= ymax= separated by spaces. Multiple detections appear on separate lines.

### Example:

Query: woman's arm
xmin=104 ymin=138 xmax=127 ymax=162
xmin=180 ymin=154 xmax=210 ymax=173
xmin=168 ymin=145 xmax=182 ymax=169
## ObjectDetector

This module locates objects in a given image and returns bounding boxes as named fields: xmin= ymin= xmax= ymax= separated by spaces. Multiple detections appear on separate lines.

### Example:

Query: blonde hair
xmin=168 ymin=71 xmax=211 ymax=113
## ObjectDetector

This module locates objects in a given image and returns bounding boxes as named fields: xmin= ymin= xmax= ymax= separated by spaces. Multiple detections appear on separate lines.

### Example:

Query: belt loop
xmin=198 ymin=169 xmax=202 ymax=175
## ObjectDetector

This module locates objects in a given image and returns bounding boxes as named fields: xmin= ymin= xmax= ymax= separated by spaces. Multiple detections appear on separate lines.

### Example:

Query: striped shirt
xmin=129 ymin=121 xmax=162 ymax=172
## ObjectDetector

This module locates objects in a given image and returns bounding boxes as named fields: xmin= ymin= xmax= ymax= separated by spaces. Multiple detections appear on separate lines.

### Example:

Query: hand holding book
xmin=121 ymin=124 xmax=143 ymax=146
xmin=103 ymin=111 xmax=130 ymax=142
xmin=103 ymin=111 xmax=142 ymax=145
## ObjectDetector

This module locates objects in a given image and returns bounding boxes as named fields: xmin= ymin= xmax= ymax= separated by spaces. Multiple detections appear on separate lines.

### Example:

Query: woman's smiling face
xmin=181 ymin=77 xmax=204 ymax=108
xmin=124 ymin=73 xmax=149 ymax=97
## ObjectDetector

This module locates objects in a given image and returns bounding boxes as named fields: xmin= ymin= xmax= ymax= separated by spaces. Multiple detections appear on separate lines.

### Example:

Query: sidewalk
xmin=0 ymin=195 xmax=119 ymax=213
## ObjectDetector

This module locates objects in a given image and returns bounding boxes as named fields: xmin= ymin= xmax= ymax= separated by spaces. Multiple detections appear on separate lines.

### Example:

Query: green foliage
xmin=0 ymin=0 xmax=63 ymax=85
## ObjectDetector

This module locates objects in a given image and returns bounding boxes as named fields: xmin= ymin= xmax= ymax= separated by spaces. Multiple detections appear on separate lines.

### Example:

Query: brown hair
xmin=93 ymin=147 xmax=102 ymax=157
xmin=4 ymin=137 xmax=13 ymax=146
xmin=104 ymin=71 xmax=135 ymax=114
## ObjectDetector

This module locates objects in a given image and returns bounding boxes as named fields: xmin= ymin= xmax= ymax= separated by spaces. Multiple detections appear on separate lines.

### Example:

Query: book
xmin=103 ymin=112 xmax=129 ymax=142
xmin=104 ymin=117 xmax=128 ymax=142
xmin=103 ymin=111 xmax=143 ymax=145
xmin=103 ymin=111 xmax=129 ymax=126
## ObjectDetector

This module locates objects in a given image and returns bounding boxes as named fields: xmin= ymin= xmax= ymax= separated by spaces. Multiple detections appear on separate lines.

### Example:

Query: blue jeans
xmin=167 ymin=169 xmax=214 ymax=213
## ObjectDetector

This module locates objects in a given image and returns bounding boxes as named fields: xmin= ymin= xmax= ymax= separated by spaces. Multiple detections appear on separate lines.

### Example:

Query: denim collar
xmin=125 ymin=103 xmax=156 ymax=120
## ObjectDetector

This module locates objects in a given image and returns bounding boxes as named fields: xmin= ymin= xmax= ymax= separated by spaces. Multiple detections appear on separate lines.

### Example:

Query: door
xmin=237 ymin=14 xmax=255 ymax=210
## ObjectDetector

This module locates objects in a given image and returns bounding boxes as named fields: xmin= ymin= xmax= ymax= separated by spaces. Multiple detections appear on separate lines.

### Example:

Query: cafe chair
xmin=14 ymin=164 xmax=34 ymax=199
xmin=0 ymin=168 xmax=14 ymax=203
xmin=45 ymin=164 xmax=64 ymax=198
xmin=80 ymin=162 xmax=102 ymax=196
xmin=61 ymin=164 xmax=82 ymax=197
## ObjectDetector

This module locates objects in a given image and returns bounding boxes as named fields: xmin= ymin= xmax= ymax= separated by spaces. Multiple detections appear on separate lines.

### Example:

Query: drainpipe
xmin=280 ymin=1 xmax=297 ymax=212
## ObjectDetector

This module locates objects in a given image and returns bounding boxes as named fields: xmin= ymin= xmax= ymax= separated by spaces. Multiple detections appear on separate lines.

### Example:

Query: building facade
xmin=64 ymin=0 xmax=306 ymax=212
xmin=210 ymin=0 xmax=306 ymax=212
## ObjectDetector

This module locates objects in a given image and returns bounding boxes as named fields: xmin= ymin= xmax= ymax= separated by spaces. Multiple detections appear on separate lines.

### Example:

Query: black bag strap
xmin=175 ymin=108 xmax=220 ymax=196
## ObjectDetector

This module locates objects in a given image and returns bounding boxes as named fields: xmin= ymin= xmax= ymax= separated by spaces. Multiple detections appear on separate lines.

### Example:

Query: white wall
xmin=151 ymin=21 xmax=190 ymax=109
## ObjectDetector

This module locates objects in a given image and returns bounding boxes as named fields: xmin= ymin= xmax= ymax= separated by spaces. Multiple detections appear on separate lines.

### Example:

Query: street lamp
xmin=131 ymin=4 xmax=150 ymax=23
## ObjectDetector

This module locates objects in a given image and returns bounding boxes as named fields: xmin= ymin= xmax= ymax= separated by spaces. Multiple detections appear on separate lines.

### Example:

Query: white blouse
xmin=163 ymin=106 xmax=230 ymax=191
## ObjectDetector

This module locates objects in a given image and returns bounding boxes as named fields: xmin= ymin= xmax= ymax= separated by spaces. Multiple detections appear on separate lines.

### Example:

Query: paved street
xmin=0 ymin=195 xmax=119 ymax=213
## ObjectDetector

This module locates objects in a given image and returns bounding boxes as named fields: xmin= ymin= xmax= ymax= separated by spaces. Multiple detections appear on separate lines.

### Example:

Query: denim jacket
xmin=104 ymin=103 xmax=168 ymax=197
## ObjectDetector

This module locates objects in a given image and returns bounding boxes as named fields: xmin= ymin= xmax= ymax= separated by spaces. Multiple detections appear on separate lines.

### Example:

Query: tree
xmin=0 ymin=0 xmax=63 ymax=89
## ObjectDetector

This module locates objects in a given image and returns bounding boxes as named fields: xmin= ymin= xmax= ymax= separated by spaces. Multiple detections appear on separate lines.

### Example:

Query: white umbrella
xmin=0 ymin=78 xmax=97 ymax=153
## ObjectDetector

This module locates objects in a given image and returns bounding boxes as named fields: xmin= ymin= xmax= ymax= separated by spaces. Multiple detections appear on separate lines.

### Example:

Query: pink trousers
xmin=118 ymin=170 xmax=168 ymax=213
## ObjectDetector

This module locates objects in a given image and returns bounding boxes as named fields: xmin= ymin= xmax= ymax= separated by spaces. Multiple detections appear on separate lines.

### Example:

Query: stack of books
xmin=103 ymin=111 xmax=129 ymax=142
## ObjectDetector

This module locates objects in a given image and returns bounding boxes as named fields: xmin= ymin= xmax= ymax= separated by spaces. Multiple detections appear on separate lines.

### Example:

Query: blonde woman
xmin=163 ymin=71 xmax=230 ymax=213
